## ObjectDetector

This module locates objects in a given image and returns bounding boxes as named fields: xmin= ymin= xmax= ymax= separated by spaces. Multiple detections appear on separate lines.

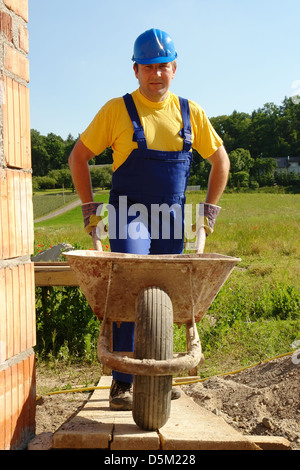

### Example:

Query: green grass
xmin=34 ymin=190 xmax=300 ymax=376
xmin=33 ymin=190 xmax=79 ymax=219
xmin=34 ymin=192 xmax=110 ymax=252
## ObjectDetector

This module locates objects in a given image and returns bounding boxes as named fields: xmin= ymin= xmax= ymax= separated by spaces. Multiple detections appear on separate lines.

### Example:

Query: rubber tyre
xmin=133 ymin=287 xmax=173 ymax=431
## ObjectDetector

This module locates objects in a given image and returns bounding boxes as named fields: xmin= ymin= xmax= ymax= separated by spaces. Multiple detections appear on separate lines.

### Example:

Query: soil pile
xmin=183 ymin=355 xmax=300 ymax=450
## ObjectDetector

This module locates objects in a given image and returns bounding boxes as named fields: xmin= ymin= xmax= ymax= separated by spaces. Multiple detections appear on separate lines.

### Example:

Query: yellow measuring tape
xmin=36 ymin=350 xmax=295 ymax=401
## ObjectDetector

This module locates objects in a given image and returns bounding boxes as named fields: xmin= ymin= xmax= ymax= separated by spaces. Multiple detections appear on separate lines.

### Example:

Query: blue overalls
xmin=108 ymin=93 xmax=193 ymax=383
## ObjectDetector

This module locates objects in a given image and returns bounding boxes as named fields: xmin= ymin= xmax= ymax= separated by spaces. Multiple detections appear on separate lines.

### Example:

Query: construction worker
xmin=69 ymin=29 xmax=230 ymax=411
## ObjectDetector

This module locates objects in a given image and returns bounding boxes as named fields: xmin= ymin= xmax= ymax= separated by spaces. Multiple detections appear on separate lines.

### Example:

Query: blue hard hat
xmin=132 ymin=28 xmax=178 ymax=64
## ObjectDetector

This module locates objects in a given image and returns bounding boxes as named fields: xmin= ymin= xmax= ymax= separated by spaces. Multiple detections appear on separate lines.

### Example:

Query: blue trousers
xmin=109 ymin=209 xmax=183 ymax=383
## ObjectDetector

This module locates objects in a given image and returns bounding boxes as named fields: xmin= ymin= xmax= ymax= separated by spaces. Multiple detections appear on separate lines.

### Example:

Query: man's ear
xmin=172 ymin=62 xmax=177 ymax=79
xmin=133 ymin=63 xmax=139 ymax=79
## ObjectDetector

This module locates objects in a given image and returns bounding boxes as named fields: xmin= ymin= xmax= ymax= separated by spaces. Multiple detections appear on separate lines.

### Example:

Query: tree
xmin=232 ymin=171 xmax=249 ymax=188
xmin=31 ymin=129 xmax=50 ymax=176
xmin=44 ymin=133 xmax=66 ymax=170
xmin=229 ymin=148 xmax=254 ymax=173
xmin=210 ymin=112 xmax=251 ymax=153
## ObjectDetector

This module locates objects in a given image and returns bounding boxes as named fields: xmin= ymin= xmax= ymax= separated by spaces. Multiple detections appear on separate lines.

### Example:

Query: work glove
xmin=193 ymin=202 xmax=221 ymax=236
xmin=81 ymin=202 xmax=107 ymax=240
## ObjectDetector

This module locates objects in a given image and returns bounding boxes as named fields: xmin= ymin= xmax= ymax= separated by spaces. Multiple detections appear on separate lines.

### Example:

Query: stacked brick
xmin=0 ymin=0 xmax=36 ymax=450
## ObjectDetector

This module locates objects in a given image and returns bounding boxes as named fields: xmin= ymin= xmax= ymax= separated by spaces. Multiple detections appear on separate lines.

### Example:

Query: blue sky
xmin=28 ymin=0 xmax=300 ymax=140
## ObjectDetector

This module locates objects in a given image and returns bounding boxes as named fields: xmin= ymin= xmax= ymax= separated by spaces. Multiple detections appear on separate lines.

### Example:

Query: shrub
xmin=35 ymin=286 xmax=100 ymax=362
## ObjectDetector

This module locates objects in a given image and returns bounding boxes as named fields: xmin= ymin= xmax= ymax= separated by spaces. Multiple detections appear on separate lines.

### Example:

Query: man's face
xmin=134 ymin=62 xmax=177 ymax=102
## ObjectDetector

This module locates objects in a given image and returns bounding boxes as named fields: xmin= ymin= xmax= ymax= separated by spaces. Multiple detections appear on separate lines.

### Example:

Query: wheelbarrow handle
xmin=92 ymin=228 xmax=103 ymax=251
xmin=196 ymin=227 xmax=206 ymax=254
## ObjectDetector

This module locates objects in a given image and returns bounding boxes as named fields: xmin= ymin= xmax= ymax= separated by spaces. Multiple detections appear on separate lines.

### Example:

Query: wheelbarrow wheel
xmin=133 ymin=286 xmax=173 ymax=431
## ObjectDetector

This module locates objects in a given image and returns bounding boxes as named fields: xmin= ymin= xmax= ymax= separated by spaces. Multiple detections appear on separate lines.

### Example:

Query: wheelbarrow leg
xmin=101 ymin=322 xmax=112 ymax=376
xmin=186 ymin=321 xmax=204 ymax=376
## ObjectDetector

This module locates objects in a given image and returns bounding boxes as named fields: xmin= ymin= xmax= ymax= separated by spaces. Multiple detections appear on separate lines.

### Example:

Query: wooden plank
xmin=34 ymin=263 xmax=78 ymax=286
xmin=53 ymin=376 xmax=160 ymax=450
xmin=53 ymin=376 xmax=262 ymax=451
xmin=159 ymin=392 xmax=260 ymax=451
xmin=247 ymin=435 xmax=291 ymax=451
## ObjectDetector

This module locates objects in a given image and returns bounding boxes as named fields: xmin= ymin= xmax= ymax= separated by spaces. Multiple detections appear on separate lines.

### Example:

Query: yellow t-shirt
xmin=81 ymin=89 xmax=223 ymax=172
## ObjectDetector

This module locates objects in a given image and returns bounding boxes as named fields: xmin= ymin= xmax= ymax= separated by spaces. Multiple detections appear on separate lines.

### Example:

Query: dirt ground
xmin=35 ymin=354 xmax=300 ymax=450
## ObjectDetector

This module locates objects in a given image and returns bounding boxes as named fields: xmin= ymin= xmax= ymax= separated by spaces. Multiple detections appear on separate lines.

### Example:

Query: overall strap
xmin=179 ymin=97 xmax=192 ymax=152
xmin=123 ymin=93 xmax=148 ymax=149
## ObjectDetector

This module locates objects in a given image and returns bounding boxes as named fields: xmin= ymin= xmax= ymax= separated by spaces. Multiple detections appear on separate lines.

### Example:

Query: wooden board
xmin=53 ymin=376 xmax=261 ymax=451
xmin=34 ymin=263 xmax=78 ymax=286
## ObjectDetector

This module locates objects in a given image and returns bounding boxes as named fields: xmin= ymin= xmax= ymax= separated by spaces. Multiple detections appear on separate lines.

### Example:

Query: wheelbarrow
xmin=63 ymin=229 xmax=240 ymax=431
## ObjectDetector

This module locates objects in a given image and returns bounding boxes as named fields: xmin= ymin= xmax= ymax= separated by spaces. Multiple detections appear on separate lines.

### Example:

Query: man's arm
xmin=196 ymin=145 xmax=230 ymax=253
xmin=68 ymin=138 xmax=95 ymax=203
xmin=205 ymin=145 xmax=230 ymax=205
xmin=69 ymin=139 xmax=104 ymax=250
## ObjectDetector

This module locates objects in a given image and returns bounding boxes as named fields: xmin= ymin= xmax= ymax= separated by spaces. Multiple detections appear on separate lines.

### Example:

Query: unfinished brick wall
xmin=0 ymin=0 xmax=35 ymax=450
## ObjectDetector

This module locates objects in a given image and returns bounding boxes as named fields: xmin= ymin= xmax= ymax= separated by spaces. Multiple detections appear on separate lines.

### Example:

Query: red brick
xmin=0 ymin=11 xmax=13 ymax=42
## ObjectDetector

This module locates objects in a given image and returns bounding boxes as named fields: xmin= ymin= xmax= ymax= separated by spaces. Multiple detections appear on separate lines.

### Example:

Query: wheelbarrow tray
xmin=64 ymin=251 xmax=240 ymax=324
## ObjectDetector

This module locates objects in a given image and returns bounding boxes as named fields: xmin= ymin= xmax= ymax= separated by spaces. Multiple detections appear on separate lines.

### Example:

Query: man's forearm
xmin=68 ymin=139 xmax=95 ymax=203
xmin=205 ymin=146 xmax=230 ymax=205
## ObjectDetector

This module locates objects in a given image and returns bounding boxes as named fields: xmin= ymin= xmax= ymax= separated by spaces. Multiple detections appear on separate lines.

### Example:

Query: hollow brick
xmin=19 ymin=26 xmax=29 ymax=54
xmin=0 ymin=11 xmax=13 ymax=42
xmin=2 ymin=75 xmax=31 ymax=169
xmin=0 ymin=354 xmax=35 ymax=450
xmin=5 ymin=44 xmax=29 ymax=83
xmin=0 ymin=262 xmax=35 ymax=362
xmin=3 ymin=0 xmax=28 ymax=22
xmin=0 ymin=169 xmax=33 ymax=259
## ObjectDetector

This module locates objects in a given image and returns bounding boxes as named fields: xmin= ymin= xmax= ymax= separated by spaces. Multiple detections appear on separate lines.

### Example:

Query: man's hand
xmin=82 ymin=202 xmax=107 ymax=251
